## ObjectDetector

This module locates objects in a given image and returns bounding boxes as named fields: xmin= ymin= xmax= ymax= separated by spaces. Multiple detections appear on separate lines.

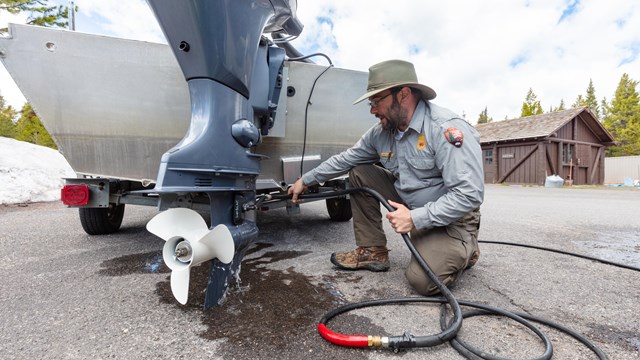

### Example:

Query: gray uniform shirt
xmin=301 ymin=101 xmax=484 ymax=230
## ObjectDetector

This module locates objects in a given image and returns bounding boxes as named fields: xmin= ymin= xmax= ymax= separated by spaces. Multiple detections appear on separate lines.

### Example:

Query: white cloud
xmin=70 ymin=0 xmax=163 ymax=42
xmin=1 ymin=0 xmax=639 ymax=122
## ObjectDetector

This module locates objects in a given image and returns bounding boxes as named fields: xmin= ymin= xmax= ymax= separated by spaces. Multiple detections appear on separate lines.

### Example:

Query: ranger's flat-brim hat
xmin=353 ymin=59 xmax=437 ymax=104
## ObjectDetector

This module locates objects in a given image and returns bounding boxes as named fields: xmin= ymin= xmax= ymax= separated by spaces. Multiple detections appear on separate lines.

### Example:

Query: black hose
xmin=271 ymin=32 xmax=314 ymax=63
xmin=282 ymin=188 xmax=612 ymax=359
xmin=298 ymin=64 xmax=334 ymax=177
xmin=479 ymin=240 xmax=640 ymax=272
xmin=287 ymin=52 xmax=333 ymax=66
xmin=298 ymin=187 xmax=463 ymax=348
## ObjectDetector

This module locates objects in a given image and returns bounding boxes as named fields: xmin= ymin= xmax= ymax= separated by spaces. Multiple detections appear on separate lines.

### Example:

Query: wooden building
xmin=475 ymin=107 xmax=616 ymax=185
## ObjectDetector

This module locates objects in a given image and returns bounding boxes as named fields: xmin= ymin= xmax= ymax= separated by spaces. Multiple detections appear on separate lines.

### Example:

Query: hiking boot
xmin=330 ymin=246 xmax=390 ymax=272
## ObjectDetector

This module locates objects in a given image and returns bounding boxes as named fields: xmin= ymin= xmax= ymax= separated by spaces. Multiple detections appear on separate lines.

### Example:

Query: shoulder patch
xmin=444 ymin=127 xmax=464 ymax=147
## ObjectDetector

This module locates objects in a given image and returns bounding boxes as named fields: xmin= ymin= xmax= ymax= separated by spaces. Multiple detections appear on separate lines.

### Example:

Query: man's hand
xmin=386 ymin=200 xmax=415 ymax=233
xmin=287 ymin=178 xmax=308 ymax=203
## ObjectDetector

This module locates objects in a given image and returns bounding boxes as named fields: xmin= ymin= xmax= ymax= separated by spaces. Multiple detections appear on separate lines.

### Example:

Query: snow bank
xmin=0 ymin=137 xmax=75 ymax=204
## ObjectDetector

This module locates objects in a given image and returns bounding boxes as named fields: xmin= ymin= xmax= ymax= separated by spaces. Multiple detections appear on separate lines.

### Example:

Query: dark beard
xmin=384 ymin=98 xmax=409 ymax=130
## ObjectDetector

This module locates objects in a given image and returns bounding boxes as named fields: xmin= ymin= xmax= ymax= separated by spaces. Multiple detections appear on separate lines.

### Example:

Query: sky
xmin=1 ymin=0 xmax=639 ymax=123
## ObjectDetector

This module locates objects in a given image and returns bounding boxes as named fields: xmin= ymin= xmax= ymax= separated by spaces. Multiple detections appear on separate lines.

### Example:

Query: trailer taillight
xmin=61 ymin=185 xmax=89 ymax=206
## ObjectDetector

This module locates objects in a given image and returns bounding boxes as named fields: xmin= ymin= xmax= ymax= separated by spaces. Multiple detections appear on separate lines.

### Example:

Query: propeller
xmin=146 ymin=208 xmax=235 ymax=305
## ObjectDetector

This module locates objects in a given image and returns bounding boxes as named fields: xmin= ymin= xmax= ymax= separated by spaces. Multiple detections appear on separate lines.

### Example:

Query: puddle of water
xmin=98 ymin=242 xmax=276 ymax=278
xmin=98 ymin=251 xmax=169 ymax=276
xmin=155 ymin=249 xmax=336 ymax=329
xmin=100 ymin=243 xmax=383 ymax=357
xmin=155 ymin=246 xmax=381 ymax=356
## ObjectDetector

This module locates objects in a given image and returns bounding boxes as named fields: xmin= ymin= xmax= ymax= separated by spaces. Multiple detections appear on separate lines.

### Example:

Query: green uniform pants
xmin=348 ymin=164 xmax=481 ymax=295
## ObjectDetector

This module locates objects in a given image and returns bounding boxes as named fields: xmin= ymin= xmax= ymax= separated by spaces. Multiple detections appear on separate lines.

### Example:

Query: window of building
xmin=562 ymin=144 xmax=574 ymax=164
xmin=484 ymin=149 xmax=493 ymax=164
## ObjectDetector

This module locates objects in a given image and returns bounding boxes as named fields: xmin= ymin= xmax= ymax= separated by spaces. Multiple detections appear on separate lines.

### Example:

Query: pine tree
xmin=584 ymin=79 xmax=600 ymax=118
xmin=520 ymin=88 xmax=544 ymax=117
xmin=572 ymin=80 xmax=602 ymax=117
xmin=0 ymin=0 xmax=75 ymax=32
xmin=0 ymin=95 xmax=17 ymax=138
xmin=14 ymin=103 xmax=57 ymax=149
xmin=552 ymin=99 xmax=566 ymax=112
xmin=600 ymin=97 xmax=610 ymax=120
xmin=572 ymin=94 xmax=586 ymax=108
xmin=477 ymin=106 xmax=493 ymax=124
xmin=602 ymin=73 xmax=640 ymax=156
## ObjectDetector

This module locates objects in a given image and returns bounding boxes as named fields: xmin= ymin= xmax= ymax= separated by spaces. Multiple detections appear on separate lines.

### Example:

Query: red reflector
xmin=61 ymin=185 xmax=89 ymax=206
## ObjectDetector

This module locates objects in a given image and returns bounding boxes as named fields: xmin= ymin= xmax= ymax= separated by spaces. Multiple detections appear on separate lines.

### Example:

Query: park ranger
xmin=288 ymin=59 xmax=484 ymax=295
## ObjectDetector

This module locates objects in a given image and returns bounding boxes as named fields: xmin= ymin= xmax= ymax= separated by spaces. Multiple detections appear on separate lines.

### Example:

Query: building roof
xmin=475 ymin=107 xmax=616 ymax=145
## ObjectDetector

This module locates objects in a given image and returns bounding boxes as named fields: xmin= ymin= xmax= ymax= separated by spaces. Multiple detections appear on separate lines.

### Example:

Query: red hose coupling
xmin=317 ymin=324 xmax=388 ymax=348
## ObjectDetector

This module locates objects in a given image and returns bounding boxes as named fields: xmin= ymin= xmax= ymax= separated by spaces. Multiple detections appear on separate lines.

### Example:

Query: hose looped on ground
xmin=282 ymin=188 xmax=613 ymax=359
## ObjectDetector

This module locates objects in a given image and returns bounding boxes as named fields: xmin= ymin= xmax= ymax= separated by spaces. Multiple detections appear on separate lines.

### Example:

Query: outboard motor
xmin=145 ymin=0 xmax=302 ymax=309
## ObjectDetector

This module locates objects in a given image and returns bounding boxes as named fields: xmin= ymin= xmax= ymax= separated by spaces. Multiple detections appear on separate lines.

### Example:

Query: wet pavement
xmin=1 ymin=185 xmax=639 ymax=359
xmin=97 ymin=241 xmax=381 ymax=359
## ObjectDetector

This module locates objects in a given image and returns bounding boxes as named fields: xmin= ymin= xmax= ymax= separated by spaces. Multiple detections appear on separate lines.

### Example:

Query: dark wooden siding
xmin=577 ymin=120 xmax=600 ymax=143
xmin=593 ymin=146 xmax=605 ymax=183
xmin=555 ymin=118 xmax=600 ymax=144
xmin=499 ymin=144 xmax=540 ymax=184
xmin=483 ymin=141 xmax=607 ymax=185
xmin=545 ymin=142 xmax=559 ymax=175
xmin=477 ymin=108 xmax=613 ymax=185
xmin=576 ymin=144 xmax=591 ymax=167
xmin=556 ymin=122 xmax=574 ymax=140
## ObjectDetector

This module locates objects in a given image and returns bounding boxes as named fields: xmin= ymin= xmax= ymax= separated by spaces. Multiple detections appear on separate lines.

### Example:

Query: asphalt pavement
xmin=1 ymin=184 xmax=639 ymax=359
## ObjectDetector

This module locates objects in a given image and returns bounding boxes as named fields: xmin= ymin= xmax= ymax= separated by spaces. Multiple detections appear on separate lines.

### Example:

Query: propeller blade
xmin=148 ymin=209 xmax=237 ymax=305
xmin=170 ymin=267 xmax=190 ymax=305
xmin=146 ymin=208 xmax=208 ymax=241
xmin=197 ymin=224 xmax=235 ymax=264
